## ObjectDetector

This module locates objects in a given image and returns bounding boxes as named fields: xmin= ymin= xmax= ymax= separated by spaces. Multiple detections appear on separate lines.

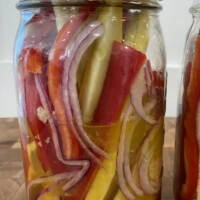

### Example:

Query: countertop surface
xmin=0 ymin=118 xmax=176 ymax=200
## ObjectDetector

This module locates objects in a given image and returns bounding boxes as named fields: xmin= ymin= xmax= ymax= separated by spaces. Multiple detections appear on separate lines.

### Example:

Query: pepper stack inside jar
xmin=174 ymin=1 xmax=200 ymax=200
xmin=14 ymin=0 xmax=166 ymax=199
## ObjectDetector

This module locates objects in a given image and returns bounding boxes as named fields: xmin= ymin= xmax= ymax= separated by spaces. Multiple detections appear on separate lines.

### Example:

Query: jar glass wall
xmin=14 ymin=1 xmax=166 ymax=199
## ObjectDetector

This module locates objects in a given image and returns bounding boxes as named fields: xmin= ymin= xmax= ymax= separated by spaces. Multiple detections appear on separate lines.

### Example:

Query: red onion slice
xmin=30 ymin=74 xmax=90 ymax=198
xmin=129 ymin=115 xmax=138 ymax=121
xmin=144 ymin=67 xmax=149 ymax=101
xmin=123 ymin=100 xmax=157 ymax=197
xmin=130 ymin=64 xmax=156 ymax=125
xmin=36 ymin=180 xmax=66 ymax=200
xmin=62 ymin=20 xmax=110 ymax=163
xmin=138 ymin=150 xmax=161 ymax=195
xmin=144 ymin=62 xmax=153 ymax=102
xmin=123 ymin=105 xmax=144 ymax=196
xmin=137 ymin=119 xmax=162 ymax=195
xmin=117 ymin=104 xmax=142 ymax=200
xmin=138 ymin=151 xmax=160 ymax=195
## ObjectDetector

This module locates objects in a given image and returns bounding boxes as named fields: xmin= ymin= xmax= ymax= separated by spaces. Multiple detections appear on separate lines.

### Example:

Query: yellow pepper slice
xmin=85 ymin=152 xmax=117 ymax=200
xmin=124 ymin=11 xmax=149 ymax=53
xmin=52 ymin=0 xmax=76 ymax=31
xmin=27 ymin=127 xmax=65 ymax=200
xmin=85 ymin=122 xmax=121 ymax=200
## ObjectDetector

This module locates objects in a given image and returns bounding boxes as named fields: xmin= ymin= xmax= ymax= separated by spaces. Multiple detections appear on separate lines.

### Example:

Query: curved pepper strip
xmin=181 ymin=35 xmax=200 ymax=200
xmin=47 ymin=8 xmax=94 ymax=159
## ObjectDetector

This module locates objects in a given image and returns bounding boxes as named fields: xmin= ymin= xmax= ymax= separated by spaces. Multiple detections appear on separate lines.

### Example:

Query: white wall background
xmin=0 ymin=0 xmax=193 ymax=118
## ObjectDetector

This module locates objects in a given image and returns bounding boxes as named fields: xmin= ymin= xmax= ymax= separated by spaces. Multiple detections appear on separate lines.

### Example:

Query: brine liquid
xmin=20 ymin=115 xmax=164 ymax=200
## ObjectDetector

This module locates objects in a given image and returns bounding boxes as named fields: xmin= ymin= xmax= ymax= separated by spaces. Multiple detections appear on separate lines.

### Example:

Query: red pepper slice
xmin=93 ymin=40 xmax=146 ymax=125
xmin=152 ymin=70 xmax=165 ymax=88
xmin=152 ymin=70 xmax=165 ymax=119
xmin=19 ymin=47 xmax=67 ymax=174
xmin=25 ymin=72 xmax=67 ymax=174
xmin=174 ymin=62 xmax=192 ymax=200
xmin=181 ymin=35 xmax=200 ymax=200
xmin=24 ymin=47 xmax=43 ymax=75
xmin=47 ymin=8 xmax=94 ymax=159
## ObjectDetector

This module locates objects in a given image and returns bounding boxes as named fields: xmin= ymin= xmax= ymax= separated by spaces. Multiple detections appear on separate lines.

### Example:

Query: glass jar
xmin=174 ymin=1 xmax=200 ymax=200
xmin=14 ymin=0 xmax=166 ymax=199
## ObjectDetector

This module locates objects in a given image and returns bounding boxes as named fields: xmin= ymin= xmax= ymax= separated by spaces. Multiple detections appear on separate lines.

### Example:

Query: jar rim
xmin=16 ymin=0 xmax=162 ymax=10
xmin=190 ymin=4 xmax=200 ymax=14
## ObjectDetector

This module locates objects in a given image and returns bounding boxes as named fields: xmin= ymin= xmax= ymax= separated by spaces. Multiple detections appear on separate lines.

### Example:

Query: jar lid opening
xmin=16 ymin=0 xmax=162 ymax=10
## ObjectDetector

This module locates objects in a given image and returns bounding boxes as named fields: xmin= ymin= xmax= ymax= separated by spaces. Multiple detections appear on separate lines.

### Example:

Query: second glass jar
xmin=174 ymin=2 xmax=200 ymax=200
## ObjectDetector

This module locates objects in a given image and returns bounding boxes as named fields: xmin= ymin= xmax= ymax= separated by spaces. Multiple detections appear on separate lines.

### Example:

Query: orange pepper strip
xmin=181 ymin=35 xmax=200 ymax=200
xmin=48 ymin=9 xmax=93 ymax=159
xmin=26 ymin=47 xmax=43 ymax=74
xmin=19 ymin=47 xmax=43 ymax=79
